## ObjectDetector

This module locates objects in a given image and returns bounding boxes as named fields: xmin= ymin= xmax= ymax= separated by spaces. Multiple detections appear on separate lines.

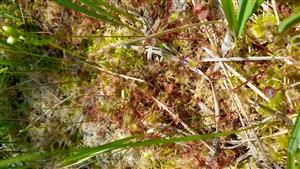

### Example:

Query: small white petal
xmin=2 ymin=25 xmax=8 ymax=31
xmin=7 ymin=36 xmax=17 ymax=44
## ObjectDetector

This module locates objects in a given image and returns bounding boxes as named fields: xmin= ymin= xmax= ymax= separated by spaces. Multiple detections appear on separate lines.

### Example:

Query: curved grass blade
xmin=54 ymin=0 xmax=112 ymax=22
xmin=108 ymin=21 xmax=221 ymax=49
xmin=79 ymin=0 xmax=123 ymax=24
xmin=54 ymin=0 xmax=139 ymax=32
xmin=0 ymin=121 xmax=268 ymax=168
xmin=0 ymin=150 xmax=65 ymax=168
xmin=278 ymin=11 xmax=300 ymax=33
xmin=63 ymin=123 xmax=266 ymax=167
xmin=237 ymin=0 xmax=264 ymax=36
xmin=0 ymin=60 xmax=23 ymax=66
xmin=0 ymin=12 xmax=20 ymax=20
xmin=63 ymin=135 xmax=139 ymax=166
xmin=53 ymin=0 xmax=123 ymax=27
xmin=0 ymin=136 xmax=138 ymax=168
xmin=220 ymin=0 xmax=238 ymax=36
xmin=288 ymin=108 xmax=300 ymax=168
xmin=92 ymin=0 xmax=141 ymax=23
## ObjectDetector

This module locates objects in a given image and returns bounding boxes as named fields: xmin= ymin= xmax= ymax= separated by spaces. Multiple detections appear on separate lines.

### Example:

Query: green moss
xmin=258 ymin=92 xmax=284 ymax=116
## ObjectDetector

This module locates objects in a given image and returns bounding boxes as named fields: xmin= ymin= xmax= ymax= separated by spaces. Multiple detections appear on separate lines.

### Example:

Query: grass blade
xmin=92 ymin=0 xmax=140 ymax=23
xmin=288 ymin=108 xmax=300 ymax=168
xmin=237 ymin=0 xmax=264 ymax=36
xmin=54 ymin=0 xmax=139 ymax=31
xmin=79 ymin=0 xmax=122 ymax=24
xmin=63 ymin=135 xmax=139 ymax=165
xmin=0 ymin=136 xmax=138 ymax=168
xmin=220 ymin=0 xmax=238 ymax=36
xmin=53 ymin=0 xmax=120 ymax=26
xmin=278 ymin=11 xmax=300 ymax=33
xmin=0 ymin=60 xmax=23 ymax=65
xmin=0 ymin=150 xmax=64 ymax=168
xmin=0 ymin=121 xmax=268 ymax=167
xmin=63 ymin=123 xmax=265 ymax=166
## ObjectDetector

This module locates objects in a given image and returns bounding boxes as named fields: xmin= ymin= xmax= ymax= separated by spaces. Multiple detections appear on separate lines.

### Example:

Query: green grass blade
xmin=95 ymin=0 xmax=130 ymax=17
xmin=93 ymin=0 xmax=140 ymax=23
xmin=288 ymin=108 xmax=300 ymax=168
xmin=254 ymin=0 xmax=265 ymax=9
xmin=54 ymin=0 xmax=138 ymax=32
xmin=79 ymin=0 xmax=138 ymax=30
xmin=0 ymin=121 xmax=16 ymax=129
xmin=0 ymin=121 xmax=267 ymax=167
xmin=278 ymin=11 xmax=300 ymax=33
xmin=237 ymin=0 xmax=264 ymax=36
xmin=53 ymin=0 xmax=119 ymax=26
xmin=220 ymin=0 xmax=238 ymax=36
xmin=79 ymin=0 xmax=122 ymax=23
xmin=0 ymin=150 xmax=63 ymax=168
xmin=63 ymin=135 xmax=139 ymax=165
xmin=0 ymin=60 xmax=23 ymax=65
xmin=0 ymin=12 xmax=20 ymax=20
xmin=63 ymin=123 xmax=265 ymax=166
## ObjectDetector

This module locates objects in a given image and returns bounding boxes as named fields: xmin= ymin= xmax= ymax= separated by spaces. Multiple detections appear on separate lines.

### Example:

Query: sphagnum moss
xmin=1 ymin=0 xmax=300 ymax=168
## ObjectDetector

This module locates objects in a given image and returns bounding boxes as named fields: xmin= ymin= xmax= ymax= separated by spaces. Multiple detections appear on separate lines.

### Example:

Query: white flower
xmin=7 ymin=36 xmax=18 ymax=44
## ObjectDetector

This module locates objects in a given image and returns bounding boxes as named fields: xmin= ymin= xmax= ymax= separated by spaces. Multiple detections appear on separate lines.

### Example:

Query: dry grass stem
xmin=152 ymin=97 xmax=216 ymax=154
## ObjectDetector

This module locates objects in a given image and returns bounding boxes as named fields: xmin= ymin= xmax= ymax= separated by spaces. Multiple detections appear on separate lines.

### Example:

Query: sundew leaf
xmin=278 ymin=11 xmax=300 ymax=33
xmin=237 ymin=0 xmax=264 ymax=36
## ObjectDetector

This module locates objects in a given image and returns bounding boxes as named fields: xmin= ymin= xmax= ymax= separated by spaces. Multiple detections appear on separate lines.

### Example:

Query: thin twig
xmin=21 ymin=94 xmax=75 ymax=131
xmin=202 ymin=56 xmax=289 ymax=62
xmin=221 ymin=72 xmax=272 ymax=166
xmin=249 ymin=100 xmax=293 ymax=125
xmin=271 ymin=0 xmax=280 ymax=25
xmin=221 ymin=65 xmax=273 ymax=166
xmin=152 ymin=97 xmax=216 ymax=153
xmin=211 ymin=33 xmax=264 ymax=163
xmin=203 ymin=43 xmax=272 ymax=166
xmin=289 ymin=81 xmax=300 ymax=88
xmin=93 ymin=65 xmax=145 ymax=83
xmin=198 ymin=102 xmax=215 ymax=115
xmin=28 ymin=74 xmax=61 ymax=102
xmin=224 ymin=129 xmax=288 ymax=143
xmin=50 ymin=43 xmax=145 ymax=83
xmin=221 ymin=141 xmax=247 ymax=149
xmin=96 ymin=21 xmax=222 ymax=54
xmin=149 ymin=43 xmax=220 ymax=158
xmin=0 ymin=79 xmax=32 ymax=93
xmin=224 ymin=63 xmax=270 ymax=102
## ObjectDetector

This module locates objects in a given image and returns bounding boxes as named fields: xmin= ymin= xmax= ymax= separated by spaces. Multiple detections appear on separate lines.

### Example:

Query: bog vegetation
xmin=0 ymin=0 xmax=300 ymax=168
